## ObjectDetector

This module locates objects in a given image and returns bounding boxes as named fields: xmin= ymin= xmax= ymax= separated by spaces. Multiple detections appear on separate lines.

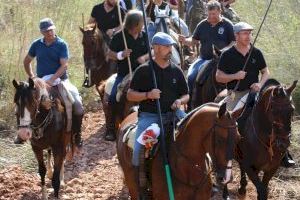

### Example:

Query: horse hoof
xmin=238 ymin=187 xmax=246 ymax=195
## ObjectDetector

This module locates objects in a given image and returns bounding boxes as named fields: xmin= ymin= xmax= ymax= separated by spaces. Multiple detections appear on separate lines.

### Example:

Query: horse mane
xmin=258 ymin=78 xmax=281 ymax=99
xmin=177 ymin=102 xmax=219 ymax=132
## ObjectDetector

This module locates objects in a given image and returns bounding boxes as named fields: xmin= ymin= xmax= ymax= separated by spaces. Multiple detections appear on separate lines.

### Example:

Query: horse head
xmin=259 ymin=80 xmax=297 ymax=150
xmin=80 ymin=24 xmax=106 ymax=70
xmin=206 ymin=103 xmax=242 ymax=183
xmin=13 ymin=78 xmax=52 ymax=141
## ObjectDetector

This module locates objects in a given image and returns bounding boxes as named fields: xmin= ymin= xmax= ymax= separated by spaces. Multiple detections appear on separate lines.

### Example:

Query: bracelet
xmin=117 ymin=51 xmax=124 ymax=60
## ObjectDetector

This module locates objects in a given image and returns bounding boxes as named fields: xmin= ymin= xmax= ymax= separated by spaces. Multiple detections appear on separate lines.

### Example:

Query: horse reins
xmin=251 ymin=87 xmax=292 ymax=161
xmin=170 ymin=120 xmax=237 ymax=193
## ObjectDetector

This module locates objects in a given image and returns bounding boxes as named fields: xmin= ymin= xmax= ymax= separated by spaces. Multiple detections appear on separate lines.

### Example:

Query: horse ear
xmin=28 ymin=78 xmax=35 ymax=89
xmin=218 ymin=102 xmax=227 ymax=118
xmin=12 ymin=79 xmax=20 ymax=89
xmin=231 ymin=104 xmax=245 ymax=120
xmin=79 ymin=26 xmax=84 ymax=33
xmin=213 ymin=45 xmax=222 ymax=57
xmin=92 ymin=24 xmax=97 ymax=32
xmin=286 ymin=80 xmax=298 ymax=96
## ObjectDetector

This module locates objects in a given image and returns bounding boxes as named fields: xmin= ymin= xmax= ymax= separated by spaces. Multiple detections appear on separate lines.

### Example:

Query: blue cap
xmin=151 ymin=32 xmax=176 ymax=46
xmin=39 ymin=18 xmax=56 ymax=32
xmin=233 ymin=22 xmax=253 ymax=33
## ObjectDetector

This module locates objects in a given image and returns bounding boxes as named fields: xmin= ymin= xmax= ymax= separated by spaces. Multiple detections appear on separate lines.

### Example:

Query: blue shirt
xmin=28 ymin=36 xmax=69 ymax=79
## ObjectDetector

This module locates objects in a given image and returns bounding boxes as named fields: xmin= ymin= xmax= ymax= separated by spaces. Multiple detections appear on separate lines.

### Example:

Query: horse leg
xmin=238 ymin=163 xmax=248 ymax=195
xmin=261 ymin=169 xmax=277 ymax=200
xmin=32 ymin=146 xmax=48 ymax=200
xmin=60 ymin=161 xmax=65 ymax=187
xmin=222 ymin=184 xmax=230 ymax=200
xmin=52 ymin=146 xmax=64 ymax=198
xmin=46 ymin=149 xmax=53 ymax=179
xmin=243 ymin=166 xmax=265 ymax=200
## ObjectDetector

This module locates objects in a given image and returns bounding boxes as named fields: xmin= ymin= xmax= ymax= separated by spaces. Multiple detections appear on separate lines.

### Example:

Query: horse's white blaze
xmin=223 ymin=160 xmax=233 ymax=184
xmin=19 ymin=107 xmax=32 ymax=126
xmin=17 ymin=106 xmax=33 ymax=140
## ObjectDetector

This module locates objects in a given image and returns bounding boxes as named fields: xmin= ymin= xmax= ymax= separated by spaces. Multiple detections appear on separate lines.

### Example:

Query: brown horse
xmin=80 ymin=24 xmax=115 ymax=97
xmin=223 ymin=79 xmax=297 ymax=200
xmin=190 ymin=47 xmax=226 ymax=109
xmin=117 ymin=103 xmax=243 ymax=199
xmin=13 ymin=78 xmax=71 ymax=199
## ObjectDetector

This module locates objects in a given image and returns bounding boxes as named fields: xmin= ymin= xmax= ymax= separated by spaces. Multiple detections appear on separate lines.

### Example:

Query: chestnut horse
xmin=190 ymin=48 xmax=226 ymax=109
xmin=117 ymin=103 xmax=243 ymax=199
xmin=224 ymin=79 xmax=297 ymax=200
xmin=80 ymin=25 xmax=115 ymax=97
xmin=13 ymin=78 xmax=70 ymax=199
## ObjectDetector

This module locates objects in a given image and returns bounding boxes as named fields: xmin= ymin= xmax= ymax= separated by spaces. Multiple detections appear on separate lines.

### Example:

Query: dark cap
xmin=39 ymin=18 xmax=56 ymax=32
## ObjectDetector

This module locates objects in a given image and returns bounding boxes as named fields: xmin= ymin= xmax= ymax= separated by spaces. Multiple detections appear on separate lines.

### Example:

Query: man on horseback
xmin=20 ymin=18 xmax=84 ymax=148
xmin=179 ymin=0 xmax=235 ymax=104
xmin=215 ymin=21 xmax=295 ymax=167
xmin=89 ymin=0 xmax=126 ymax=43
xmin=103 ymin=10 xmax=149 ymax=141
xmin=127 ymin=32 xmax=189 ymax=198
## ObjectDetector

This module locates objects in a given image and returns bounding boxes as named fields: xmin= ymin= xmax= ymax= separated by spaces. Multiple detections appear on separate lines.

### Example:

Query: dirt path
xmin=0 ymin=103 xmax=299 ymax=200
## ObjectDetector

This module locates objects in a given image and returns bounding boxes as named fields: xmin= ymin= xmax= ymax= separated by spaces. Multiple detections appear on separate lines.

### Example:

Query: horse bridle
xmin=252 ymin=87 xmax=293 ymax=160
xmin=17 ymin=97 xmax=54 ymax=140
xmin=170 ymin=120 xmax=237 ymax=193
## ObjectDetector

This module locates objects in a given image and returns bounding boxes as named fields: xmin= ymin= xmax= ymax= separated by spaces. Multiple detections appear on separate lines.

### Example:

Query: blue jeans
xmin=187 ymin=58 xmax=210 ymax=93
xmin=132 ymin=109 xmax=186 ymax=166
xmin=147 ymin=22 xmax=157 ymax=42
xmin=108 ymin=74 xmax=124 ymax=104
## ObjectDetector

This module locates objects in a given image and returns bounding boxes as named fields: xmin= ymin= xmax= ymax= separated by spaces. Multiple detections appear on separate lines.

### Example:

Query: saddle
xmin=104 ymin=73 xmax=131 ymax=103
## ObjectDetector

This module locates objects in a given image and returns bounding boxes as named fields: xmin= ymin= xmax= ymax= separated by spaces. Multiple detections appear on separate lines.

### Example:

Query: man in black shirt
xmin=127 ymin=32 xmax=189 ymax=197
xmin=178 ymin=0 xmax=235 ymax=94
xmin=103 ymin=10 xmax=149 ymax=141
xmin=216 ymin=22 xmax=295 ymax=167
xmin=89 ymin=0 xmax=126 ymax=42
xmin=216 ymin=22 xmax=269 ymax=111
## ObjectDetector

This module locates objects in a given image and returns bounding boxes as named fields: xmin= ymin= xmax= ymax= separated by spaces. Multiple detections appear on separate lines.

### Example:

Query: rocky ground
xmin=0 ymin=101 xmax=299 ymax=200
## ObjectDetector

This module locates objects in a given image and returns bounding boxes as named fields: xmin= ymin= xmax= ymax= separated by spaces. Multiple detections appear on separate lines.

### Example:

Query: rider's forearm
xmin=127 ymin=88 xmax=148 ymax=102
xmin=259 ymin=67 xmax=270 ymax=87
xmin=24 ymin=55 xmax=35 ymax=78
xmin=216 ymin=69 xmax=237 ymax=84
xmin=51 ymin=64 xmax=68 ymax=81
xmin=107 ymin=49 xmax=118 ymax=61
xmin=178 ymin=94 xmax=190 ymax=105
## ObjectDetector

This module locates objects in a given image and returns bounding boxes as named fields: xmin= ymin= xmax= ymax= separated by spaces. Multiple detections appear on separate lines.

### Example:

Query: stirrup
xmin=82 ymin=77 xmax=91 ymax=88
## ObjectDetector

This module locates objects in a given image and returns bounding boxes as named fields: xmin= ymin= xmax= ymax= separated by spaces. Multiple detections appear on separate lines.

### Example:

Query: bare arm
xmin=88 ymin=17 xmax=96 ymax=25
xmin=259 ymin=67 xmax=270 ymax=86
xmin=23 ymin=54 xmax=35 ymax=78
xmin=178 ymin=36 xmax=200 ymax=47
xmin=215 ymin=69 xmax=246 ymax=84
xmin=107 ymin=49 xmax=132 ymax=61
xmin=127 ymin=88 xmax=161 ymax=102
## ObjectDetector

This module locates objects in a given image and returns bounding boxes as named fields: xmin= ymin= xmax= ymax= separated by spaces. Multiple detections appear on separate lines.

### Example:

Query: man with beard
xmin=127 ymin=32 xmax=189 ymax=198
xmin=178 ymin=0 xmax=235 ymax=102
xmin=88 ymin=0 xmax=127 ymax=42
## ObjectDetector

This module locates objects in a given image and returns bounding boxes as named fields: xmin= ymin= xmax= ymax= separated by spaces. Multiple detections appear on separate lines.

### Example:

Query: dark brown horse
xmin=80 ymin=24 xmax=115 ymax=97
xmin=13 ymin=78 xmax=71 ymax=199
xmin=224 ymin=79 xmax=297 ymax=200
xmin=190 ymin=47 xmax=226 ymax=109
xmin=117 ymin=103 xmax=243 ymax=199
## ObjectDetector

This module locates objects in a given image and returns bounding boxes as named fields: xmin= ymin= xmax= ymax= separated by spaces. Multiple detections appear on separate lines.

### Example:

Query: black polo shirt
xmin=91 ymin=3 xmax=125 ymax=34
xmin=192 ymin=17 xmax=235 ymax=60
xmin=218 ymin=45 xmax=267 ymax=91
xmin=110 ymin=30 xmax=148 ymax=77
xmin=130 ymin=61 xmax=189 ymax=113
xmin=146 ymin=1 xmax=172 ymax=22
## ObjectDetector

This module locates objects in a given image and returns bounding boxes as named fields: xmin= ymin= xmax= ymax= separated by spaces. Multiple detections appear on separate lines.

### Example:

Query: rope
xmin=117 ymin=0 xmax=133 ymax=79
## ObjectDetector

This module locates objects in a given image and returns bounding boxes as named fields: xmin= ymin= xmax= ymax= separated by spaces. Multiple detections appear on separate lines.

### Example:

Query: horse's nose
xmin=17 ymin=128 xmax=32 ymax=141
